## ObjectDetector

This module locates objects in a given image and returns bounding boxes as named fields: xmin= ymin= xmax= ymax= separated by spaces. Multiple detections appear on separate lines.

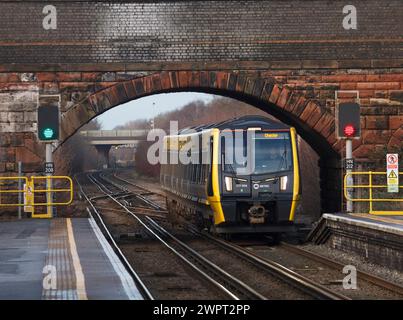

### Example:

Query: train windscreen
xmin=221 ymin=131 xmax=293 ymax=175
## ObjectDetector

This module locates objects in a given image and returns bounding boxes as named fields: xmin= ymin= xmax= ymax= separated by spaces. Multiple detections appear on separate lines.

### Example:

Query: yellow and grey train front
xmin=207 ymin=116 xmax=301 ymax=234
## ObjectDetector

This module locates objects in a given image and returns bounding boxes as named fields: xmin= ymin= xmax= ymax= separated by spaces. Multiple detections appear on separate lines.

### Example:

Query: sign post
xmin=46 ymin=144 xmax=54 ymax=217
xmin=18 ymin=161 xmax=22 ymax=219
xmin=345 ymin=139 xmax=353 ymax=212
xmin=386 ymin=154 xmax=399 ymax=193
xmin=23 ymin=182 xmax=34 ymax=214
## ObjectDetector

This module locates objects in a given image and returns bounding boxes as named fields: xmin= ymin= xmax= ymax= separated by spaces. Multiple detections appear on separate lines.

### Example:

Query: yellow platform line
xmin=66 ymin=218 xmax=88 ymax=300
xmin=349 ymin=213 xmax=403 ymax=226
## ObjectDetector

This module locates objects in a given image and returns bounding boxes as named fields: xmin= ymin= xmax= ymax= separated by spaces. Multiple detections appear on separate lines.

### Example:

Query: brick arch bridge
xmin=58 ymin=70 xmax=399 ymax=213
xmin=0 ymin=0 xmax=402 ymax=214
xmin=62 ymin=71 xmax=337 ymax=155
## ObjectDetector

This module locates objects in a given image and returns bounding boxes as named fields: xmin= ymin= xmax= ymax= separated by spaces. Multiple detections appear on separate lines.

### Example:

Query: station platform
xmin=0 ymin=218 xmax=143 ymax=300
xmin=325 ymin=213 xmax=403 ymax=235
xmin=308 ymin=213 xmax=403 ymax=271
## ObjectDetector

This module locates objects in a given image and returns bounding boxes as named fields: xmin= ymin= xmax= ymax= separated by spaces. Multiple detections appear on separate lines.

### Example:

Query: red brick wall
xmin=1 ymin=66 xmax=402 ymax=167
xmin=0 ymin=66 xmax=402 ymax=213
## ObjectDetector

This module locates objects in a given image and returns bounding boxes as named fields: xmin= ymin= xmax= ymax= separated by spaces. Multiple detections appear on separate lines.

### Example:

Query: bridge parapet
xmin=80 ymin=130 xmax=149 ymax=138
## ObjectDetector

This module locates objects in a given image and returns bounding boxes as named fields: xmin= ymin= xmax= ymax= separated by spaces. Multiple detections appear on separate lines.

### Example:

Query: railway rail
xmin=80 ymin=172 xmax=263 ymax=300
xmin=279 ymin=242 xmax=403 ymax=296
xmin=109 ymin=170 xmax=403 ymax=299
xmin=187 ymin=227 xmax=350 ymax=300
xmin=76 ymin=170 xmax=357 ymax=300
xmin=74 ymin=173 xmax=154 ymax=300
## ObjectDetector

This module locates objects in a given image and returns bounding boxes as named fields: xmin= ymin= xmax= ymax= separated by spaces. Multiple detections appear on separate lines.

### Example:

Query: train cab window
xmin=253 ymin=132 xmax=292 ymax=174
xmin=221 ymin=130 xmax=293 ymax=175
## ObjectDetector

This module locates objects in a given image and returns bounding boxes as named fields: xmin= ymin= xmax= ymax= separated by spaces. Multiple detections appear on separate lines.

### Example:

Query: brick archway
xmin=60 ymin=71 xmax=343 ymax=212
xmin=61 ymin=71 xmax=337 ymax=154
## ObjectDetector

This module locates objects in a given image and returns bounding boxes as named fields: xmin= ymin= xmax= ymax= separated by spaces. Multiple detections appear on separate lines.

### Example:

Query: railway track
xmin=100 ymin=173 xmax=351 ymax=300
xmin=110 ymin=170 xmax=403 ymax=299
xmin=108 ymin=171 xmax=167 ymax=210
xmin=76 ymin=170 xmax=355 ymax=300
xmin=80 ymin=172 xmax=263 ymax=300
xmin=77 ymin=172 xmax=229 ymax=299
xmin=187 ymin=227 xmax=350 ymax=300
xmin=279 ymin=242 xmax=403 ymax=297
xmin=74 ymin=173 xmax=154 ymax=300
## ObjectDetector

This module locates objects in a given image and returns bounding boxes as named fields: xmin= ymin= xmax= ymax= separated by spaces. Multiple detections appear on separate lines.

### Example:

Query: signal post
xmin=37 ymin=95 xmax=60 ymax=218
xmin=335 ymin=91 xmax=361 ymax=213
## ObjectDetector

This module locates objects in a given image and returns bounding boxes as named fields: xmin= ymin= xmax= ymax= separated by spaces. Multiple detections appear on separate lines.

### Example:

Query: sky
xmin=97 ymin=92 xmax=216 ymax=130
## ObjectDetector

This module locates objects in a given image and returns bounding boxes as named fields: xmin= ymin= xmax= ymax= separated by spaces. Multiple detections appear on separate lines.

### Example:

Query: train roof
xmin=178 ymin=115 xmax=289 ymax=134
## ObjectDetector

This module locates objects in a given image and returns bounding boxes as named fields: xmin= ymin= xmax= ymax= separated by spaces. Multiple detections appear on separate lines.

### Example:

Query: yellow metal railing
xmin=0 ymin=177 xmax=28 ymax=198
xmin=0 ymin=176 xmax=73 ymax=218
xmin=31 ymin=176 xmax=74 ymax=206
xmin=344 ymin=171 xmax=403 ymax=215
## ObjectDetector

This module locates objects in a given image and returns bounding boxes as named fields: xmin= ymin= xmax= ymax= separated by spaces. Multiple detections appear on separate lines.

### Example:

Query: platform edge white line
xmin=87 ymin=217 xmax=143 ymax=300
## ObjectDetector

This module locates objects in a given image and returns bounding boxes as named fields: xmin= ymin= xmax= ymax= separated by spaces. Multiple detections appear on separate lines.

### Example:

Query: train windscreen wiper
xmin=277 ymin=137 xmax=288 ymax=171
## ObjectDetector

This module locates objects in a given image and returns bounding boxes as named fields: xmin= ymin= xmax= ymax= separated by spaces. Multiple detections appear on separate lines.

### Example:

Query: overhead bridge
xmin=80 ymin=130 xmax=149 ymax=146
xmin=80 ymin=130 xmax=149 ymax=168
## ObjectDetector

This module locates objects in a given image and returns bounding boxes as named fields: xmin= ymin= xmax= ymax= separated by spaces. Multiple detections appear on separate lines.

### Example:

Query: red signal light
xmin=344 ymin=124 xmax=356 ymax=137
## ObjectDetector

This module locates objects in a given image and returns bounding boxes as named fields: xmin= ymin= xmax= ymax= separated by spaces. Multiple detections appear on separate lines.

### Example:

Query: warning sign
xmin=23 ymin=182 xmax=34 ymax=213
xmin=386 ymin=154 xmax=399 ymax=193
xmin=388 ymin=171 xmax=398 ymax=179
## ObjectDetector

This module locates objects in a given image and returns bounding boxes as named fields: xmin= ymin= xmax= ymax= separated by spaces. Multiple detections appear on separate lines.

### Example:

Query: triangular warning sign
xmin=388 ymin=170 xmax=398 ymax=178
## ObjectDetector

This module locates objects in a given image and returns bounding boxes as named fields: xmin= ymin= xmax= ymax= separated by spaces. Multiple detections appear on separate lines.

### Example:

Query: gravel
xmin=302 ymin=243 xmax=403 ymax=288
xmin=247 ymin=244 xmax=403 ymax=299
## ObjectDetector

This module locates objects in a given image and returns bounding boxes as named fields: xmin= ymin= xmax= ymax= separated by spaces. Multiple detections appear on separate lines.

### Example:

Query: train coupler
xmin=248 ymin=204 xmax=266 ymax=224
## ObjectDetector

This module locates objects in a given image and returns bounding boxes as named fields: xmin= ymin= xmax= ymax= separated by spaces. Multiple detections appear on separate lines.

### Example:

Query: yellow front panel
xmin=289 ymin=127 xmax=300 ymax=221
xmin=207 ymin=129 xmax=225 ymax=225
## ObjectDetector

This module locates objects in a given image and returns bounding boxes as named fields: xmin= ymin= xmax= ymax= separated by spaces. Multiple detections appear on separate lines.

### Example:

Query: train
xmin=160 ymin=116 xmax=301 ymax=237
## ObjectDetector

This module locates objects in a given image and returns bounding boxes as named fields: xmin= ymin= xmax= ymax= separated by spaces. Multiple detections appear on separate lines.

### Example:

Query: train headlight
xmin=280 ymin=176 xmax=288 ymax=191
xmin=224 ymin=176 xmax=233 ymax=192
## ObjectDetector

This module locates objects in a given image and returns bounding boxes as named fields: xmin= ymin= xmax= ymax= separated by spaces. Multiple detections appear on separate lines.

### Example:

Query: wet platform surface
xmin=0 ymin=218 xmax=143 ymax=300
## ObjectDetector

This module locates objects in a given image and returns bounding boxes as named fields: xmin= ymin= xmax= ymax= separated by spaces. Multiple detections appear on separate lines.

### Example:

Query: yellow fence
xmin=0 ymin=176 xmax=73 ymax=218
xmin=344 ymin=171 xmax=403 ymax=215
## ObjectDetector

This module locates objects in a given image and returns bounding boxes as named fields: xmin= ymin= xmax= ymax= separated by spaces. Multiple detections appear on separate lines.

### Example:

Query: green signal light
xmin=43 ymin=128 xmax=54 ymax=139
